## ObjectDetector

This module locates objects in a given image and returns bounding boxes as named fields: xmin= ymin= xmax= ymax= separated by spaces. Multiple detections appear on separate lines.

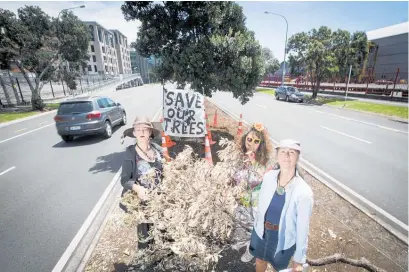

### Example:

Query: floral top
xmin=232 ymin=160 xmax=274 ymax=208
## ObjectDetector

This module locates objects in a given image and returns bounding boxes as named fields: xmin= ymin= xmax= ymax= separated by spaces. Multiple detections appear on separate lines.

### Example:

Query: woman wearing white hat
xmin=249 ymin=139 xmax=313 ymax=272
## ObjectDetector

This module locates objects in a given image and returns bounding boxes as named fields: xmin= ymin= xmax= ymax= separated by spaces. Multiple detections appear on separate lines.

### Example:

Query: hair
xmin=240 ymin=126 xmax=272 ymax=166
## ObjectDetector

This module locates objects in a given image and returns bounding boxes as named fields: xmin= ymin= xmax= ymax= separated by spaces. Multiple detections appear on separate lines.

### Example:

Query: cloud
xmin=0 ymin=1 xmax=141 ymax=45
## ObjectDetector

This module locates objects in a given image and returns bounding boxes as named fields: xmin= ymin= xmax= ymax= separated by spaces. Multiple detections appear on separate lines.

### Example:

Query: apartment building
xmin=84 ymin=21 xmax=119 ymax=77
xmin=110 ymin=30 xmax=132 ymax=75
xmin=130 ymin=49 xmax=150 ymax=83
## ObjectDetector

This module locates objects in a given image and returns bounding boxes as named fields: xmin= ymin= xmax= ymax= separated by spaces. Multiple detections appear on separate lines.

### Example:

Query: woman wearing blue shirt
xmin=249 ymin=139 xmax=313 ymax=272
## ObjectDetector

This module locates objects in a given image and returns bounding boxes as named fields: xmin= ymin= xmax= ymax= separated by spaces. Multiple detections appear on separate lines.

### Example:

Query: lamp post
xmin=264 ymin=11 xmax=288 ymax=86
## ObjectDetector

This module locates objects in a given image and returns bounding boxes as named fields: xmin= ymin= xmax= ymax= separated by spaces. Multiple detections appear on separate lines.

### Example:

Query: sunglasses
xmin=246 ymin=136 xmax=261 ymax=144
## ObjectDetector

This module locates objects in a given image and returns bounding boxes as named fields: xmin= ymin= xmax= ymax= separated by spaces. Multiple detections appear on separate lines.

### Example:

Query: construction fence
xmin=261 ymin=68 xmax=408 ymax=99
xmin=0 ymin=73 xmax=141 ymax=107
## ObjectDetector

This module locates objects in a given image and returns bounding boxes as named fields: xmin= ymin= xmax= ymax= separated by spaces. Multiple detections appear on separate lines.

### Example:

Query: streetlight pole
xmin=264 ymin=11 xmax=288 ymax=86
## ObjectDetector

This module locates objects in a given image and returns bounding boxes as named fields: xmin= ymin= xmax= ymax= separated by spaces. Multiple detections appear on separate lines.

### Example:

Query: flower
xmin=253 ymin=123 xmax=264 ymax=132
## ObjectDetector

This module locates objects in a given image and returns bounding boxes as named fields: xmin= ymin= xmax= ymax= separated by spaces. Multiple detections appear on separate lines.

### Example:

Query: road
xmin=0 ymin=84 xmax=163 ymax=272
xmin=210 ymin=91 xmax=408 ymax=224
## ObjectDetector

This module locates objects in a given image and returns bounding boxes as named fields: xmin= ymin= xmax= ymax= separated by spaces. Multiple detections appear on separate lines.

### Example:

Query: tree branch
xmin=307 ymin=253 xmax=387 ymax=272
xmin=38 ymin=52 xmax=59 ymax=82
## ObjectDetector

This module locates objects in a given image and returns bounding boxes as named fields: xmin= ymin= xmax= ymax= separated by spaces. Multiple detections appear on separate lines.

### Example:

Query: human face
xmin=245 ymin=132 xmax=261 ymax=153
xmin=133 ymin=124 xmax=152 ymax=142
xmin=277 ymin=147 xmax=299 ymax=169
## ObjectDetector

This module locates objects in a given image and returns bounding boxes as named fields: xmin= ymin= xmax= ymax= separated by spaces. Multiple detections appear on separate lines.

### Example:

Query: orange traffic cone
xmin=203 ymin=113 xmax=216 ymax=145
xmin=161 ymin=131 xmax=171 ymax=162
xmin=237 ymin=113 xmax=243 ymax=138
xmin=213 ymin=110 xmax=218 ymax=128
xmin=204 ymin=134 xmax=213 ymax=165
xmin=161 ymin=117 xmax=176 ymax=147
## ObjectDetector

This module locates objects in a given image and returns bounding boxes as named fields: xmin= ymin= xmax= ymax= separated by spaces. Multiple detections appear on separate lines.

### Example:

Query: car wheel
xmin=275 ymin=94 xmax=279 ymax=100
xmin=61 ymin=135 xmax=74 ymax=142
xmin=300 ymin=99 xmax=304 ymax=103
xmin=103 ymin=121 xmax=112 ymax=138
xmin=286 ymin=96 xmax=289 ymax=102
xmin=120 ymin=113 xmax=127 ymax=126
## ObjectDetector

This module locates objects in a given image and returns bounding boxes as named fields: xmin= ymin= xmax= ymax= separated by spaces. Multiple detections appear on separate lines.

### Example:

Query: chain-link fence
xmin=0 ymin=72 xmax=141 ymax=107
xmin=261 ymin=68 xmax=408 ymax=99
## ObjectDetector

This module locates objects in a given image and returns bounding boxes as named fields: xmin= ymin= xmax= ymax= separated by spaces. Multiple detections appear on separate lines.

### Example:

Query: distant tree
xmin=121 ymin=1 xmax=265 ymax=104
xmin=0 ymin=6 xmax=89 ymax=110
xmin=262 ymin=47 xmax=280 ymax=76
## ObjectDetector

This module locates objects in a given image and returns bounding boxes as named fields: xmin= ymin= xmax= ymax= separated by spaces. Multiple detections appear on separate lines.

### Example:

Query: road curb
xmin=206 ymin=97 xmax=408 ymax=245
xmin=0 ymin=109 xmax=57 ymax=129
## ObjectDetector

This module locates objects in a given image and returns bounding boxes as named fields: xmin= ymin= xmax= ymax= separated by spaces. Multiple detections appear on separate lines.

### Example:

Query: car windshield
xmin=58 ymin=102 xmax=93 ymax=115
xmin=287 ymin=87 xmax=299 ymax=93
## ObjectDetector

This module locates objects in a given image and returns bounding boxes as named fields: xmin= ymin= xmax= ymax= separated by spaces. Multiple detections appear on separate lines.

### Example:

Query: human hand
xmin=292 ymin=262 xmax=304 ymax=272
xmin=132 ymin=184 xmax=149 ymax=201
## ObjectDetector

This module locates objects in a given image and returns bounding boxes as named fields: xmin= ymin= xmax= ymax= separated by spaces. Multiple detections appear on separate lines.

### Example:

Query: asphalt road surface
xmin=0 ymin=84 xmax=163 ymax=272
xmin=210 ymin=91 xmax=408 ymax=224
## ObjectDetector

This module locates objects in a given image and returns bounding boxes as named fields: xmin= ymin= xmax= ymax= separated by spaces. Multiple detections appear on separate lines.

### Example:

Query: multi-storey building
xmin=84 ymin=21 xmax=119 ymax=77
xmin=130 ymin=49 xmax=150 ymax=83
xmin=110 ymin=30 xmax=132 ymax=75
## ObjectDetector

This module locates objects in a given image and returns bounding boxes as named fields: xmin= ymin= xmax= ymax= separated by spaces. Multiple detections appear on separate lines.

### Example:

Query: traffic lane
xmin=0 ymin=113 xmax=55 ymax=144
xmin=0 ymin=87 xmax=163 ymax=272
xmin=210 ymin=92 xmax=408 ymax=223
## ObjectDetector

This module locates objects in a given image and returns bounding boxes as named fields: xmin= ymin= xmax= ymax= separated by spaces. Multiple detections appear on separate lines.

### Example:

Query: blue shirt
xmin=265 ymin=191 xmax=286 ymax=225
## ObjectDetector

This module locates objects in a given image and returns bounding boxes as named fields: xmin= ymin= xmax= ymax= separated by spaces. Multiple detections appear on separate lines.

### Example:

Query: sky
xmin=0 ymin=1 xmax=408 ymax=62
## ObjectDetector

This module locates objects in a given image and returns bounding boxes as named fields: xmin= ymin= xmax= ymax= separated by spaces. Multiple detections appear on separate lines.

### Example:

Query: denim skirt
xmin=249 ymin=228 xmax=296 ymax=271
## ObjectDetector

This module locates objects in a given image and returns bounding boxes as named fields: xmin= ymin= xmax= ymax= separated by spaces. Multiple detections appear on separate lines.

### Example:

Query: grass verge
xmin=305 ymin=95 xmax=408 ymax=119
xmin=0 ymin=103 xmax=60 ymax=124
xmin=256 ymin=88 xmax=276 ymax=96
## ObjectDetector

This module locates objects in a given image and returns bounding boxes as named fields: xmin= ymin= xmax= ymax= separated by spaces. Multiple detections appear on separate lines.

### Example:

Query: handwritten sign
xmin=163 ymin=89 xmax=205 ymax=137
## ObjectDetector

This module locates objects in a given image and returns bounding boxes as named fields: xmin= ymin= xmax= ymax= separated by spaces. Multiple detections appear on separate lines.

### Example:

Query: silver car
xmin=54 ymin=96 xmax=127 ymax=142
xmin=275 ymin=86 xmax=304 ymax=103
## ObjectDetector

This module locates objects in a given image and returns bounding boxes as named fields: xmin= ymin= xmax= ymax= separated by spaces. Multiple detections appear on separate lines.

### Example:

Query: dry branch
xmin=307 ymin=253 xmax=387 ymax=272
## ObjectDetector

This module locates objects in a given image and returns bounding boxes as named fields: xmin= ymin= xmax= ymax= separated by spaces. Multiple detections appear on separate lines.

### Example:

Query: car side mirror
xmin=116 ymin=102 xmax=121 ymax=107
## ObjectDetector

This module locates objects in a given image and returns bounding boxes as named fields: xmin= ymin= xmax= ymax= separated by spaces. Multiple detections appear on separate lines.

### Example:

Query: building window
xmin=88 ymin=65 xmax=92 ymax=71
xmin=104 ymin=56 xmax=106 ymax=62
xmin=94 ymin=65 xmax=97 ymax=72
xmin=88 ymin=25 xmax=95 ymax=41
xmin=105 ymin=33 xmax=109 ymax=45
xmin=90 ymin=45 xmax=95 ymax=52
xmin=92 ymin=55 xmax=96 ymax=62
xmin=105 ymin=66 xmax=108 ymax=72
xmin=102 ymin=46 xmax=105 ymax=53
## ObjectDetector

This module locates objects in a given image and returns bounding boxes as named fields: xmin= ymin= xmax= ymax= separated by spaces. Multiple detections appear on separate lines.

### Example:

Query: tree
xmin=261 ymin=47 xmax=280 ymax=76
xmin=121 ymin=1 xmax=265 ymax=104
xmin=287 ymin=26 xmax=339 ymax=98
xmin=0 ymin=6 xmax=89 ymax=110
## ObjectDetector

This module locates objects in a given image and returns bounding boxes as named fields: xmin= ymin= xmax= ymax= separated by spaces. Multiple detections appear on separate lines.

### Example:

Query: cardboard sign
xmin=163 ymin=89 xmax=205 ymax=137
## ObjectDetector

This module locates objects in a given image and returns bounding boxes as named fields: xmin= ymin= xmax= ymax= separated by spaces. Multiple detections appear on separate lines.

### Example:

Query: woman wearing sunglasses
xmin=249 ymin=139 xmax=313 ymax=272
xmin=231 ymin=123 xmax=274 ymax=263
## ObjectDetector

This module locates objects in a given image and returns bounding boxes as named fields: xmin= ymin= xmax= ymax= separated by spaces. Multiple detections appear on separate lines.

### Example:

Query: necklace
xmin=276 ymin=171 xmax=296 ymax=195
xmin=136 ymin=142 xmax=155 ymax=161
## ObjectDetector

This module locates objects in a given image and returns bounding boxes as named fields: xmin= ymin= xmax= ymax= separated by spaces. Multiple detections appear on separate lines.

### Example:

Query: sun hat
xmin=122 ymin=116 xmax=162 ymax=140
xmin=274 ymin=139 xmax=301 ymax=152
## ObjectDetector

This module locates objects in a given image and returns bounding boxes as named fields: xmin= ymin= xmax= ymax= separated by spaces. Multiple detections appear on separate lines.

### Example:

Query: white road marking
xmin=0 ymin=124 xmax=54 ymax=144
xmin=0 ymin=166 xmax=16 ymax=176
xmin=38 ymin=121 xmax=48 ymax=126
xmin=320 ymin=126 xmax=372 ymax=144
xmin=314 ymin=110 xmax=408 ymax=134
xmin=256 ymin=104 xmax=266 ymax=109
xmin=52 ymin=107 xmax=162 ymax=272
xmin=15 ymin=128 xmax=27 ymax=133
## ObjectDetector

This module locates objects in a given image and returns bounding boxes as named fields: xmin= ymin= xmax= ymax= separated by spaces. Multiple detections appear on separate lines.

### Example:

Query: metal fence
xmin=261 ymin=68 xmax=408 ymax=98
xmin=0 ymin=73 xmax=141 ymax=107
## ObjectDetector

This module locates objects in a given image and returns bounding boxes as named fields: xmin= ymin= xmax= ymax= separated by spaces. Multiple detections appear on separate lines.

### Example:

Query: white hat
xmin=275 ymin=139 xmax=301 ymax=152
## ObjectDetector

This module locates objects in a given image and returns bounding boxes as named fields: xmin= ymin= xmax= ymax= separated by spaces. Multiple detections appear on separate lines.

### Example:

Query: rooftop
xmin=110 ymin=29 xmax=127 ymax=39
xmin=366 ymin=21 xmax=408 ymax=40
xmin=83 ymin=21 xmax=114 ymax=35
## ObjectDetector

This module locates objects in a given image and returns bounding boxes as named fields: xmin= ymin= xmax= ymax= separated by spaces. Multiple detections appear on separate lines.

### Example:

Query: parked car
xmin=275 ymin=86 xmax=304 ymax=102
xmin=54 ymin=96 xmax=127 ymax=142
